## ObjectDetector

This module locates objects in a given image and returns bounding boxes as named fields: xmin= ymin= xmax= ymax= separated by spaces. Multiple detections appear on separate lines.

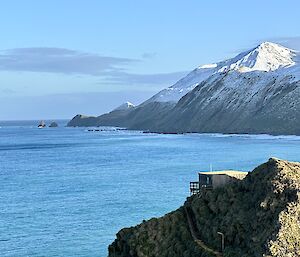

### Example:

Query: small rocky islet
xmin=49 ymin=122 xmax=58 ymax=127
xmin=108 ymin=158 xmax=300 ymax=257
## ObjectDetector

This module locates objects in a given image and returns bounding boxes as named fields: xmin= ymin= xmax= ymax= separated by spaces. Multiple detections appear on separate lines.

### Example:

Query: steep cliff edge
xmin=108 ymin=158 xmax=300 ymax=257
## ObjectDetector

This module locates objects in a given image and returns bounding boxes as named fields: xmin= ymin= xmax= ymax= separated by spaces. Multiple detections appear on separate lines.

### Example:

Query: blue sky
xmin=0 ymin=0 xmax=300 ymax=119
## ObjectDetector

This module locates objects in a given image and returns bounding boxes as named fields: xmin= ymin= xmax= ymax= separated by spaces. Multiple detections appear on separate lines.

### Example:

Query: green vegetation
xmin=108 ymin=158 xmax=300 ymax=257
xmin=108 ymin=209 xmax=211 ymax=257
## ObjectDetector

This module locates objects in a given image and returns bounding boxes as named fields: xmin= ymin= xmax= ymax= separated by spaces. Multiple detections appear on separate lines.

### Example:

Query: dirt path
xmin=184 ymin=206 xmax=223 ymax=257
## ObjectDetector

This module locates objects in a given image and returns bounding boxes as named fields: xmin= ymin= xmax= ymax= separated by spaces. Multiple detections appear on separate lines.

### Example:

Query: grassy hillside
xmin=108 ymin=158 xmax=300 ymax=257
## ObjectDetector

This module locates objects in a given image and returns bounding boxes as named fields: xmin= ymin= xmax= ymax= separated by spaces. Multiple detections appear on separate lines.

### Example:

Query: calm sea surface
xmin=0 ymin=120 xmax=299 ymax=257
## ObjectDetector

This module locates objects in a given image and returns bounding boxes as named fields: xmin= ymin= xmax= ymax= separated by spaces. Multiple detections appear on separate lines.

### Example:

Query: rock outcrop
xmin=49 ymin=121 xmax=58 ymax=127
xmin=108 ymin=158 xmax=300 ymax=257
xmin=67 ymin=114 xmax=99 ymax=127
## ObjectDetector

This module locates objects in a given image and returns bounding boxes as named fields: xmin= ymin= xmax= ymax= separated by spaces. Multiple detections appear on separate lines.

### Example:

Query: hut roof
xmin=199 ymin=170 xmax=248 ymax=179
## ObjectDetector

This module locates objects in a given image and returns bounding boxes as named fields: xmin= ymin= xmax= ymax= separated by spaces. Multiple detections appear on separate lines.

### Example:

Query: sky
xmin=0 ymin=0 xmax=300 ymax=120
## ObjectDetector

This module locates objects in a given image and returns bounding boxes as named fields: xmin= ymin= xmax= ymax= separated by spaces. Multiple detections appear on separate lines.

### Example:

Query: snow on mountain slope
xmin=145 ymin=42 xmax=298 ymax=104
xmin=113 ymin=101 xmax=135 ymax=111
xmin=143 ymin=64 xmax=218 ymax=104
xmin=217 ymin=42 xmax=296 ymax=73
xmin=153 ymin=68 xmax=300 ymax=134
xmin=184 ymin=70 xmax=296 ymax=110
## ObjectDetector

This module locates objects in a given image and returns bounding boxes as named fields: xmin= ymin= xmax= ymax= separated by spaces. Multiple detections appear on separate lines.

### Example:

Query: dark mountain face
xmin=67 ymin=102 xmax=175 ymax=130
xmin=149 ymin=72 xmax=300 ymax=135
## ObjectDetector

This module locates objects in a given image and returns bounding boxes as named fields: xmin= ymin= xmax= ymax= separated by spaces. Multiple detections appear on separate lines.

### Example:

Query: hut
xmin=190 ymin=170 xmax=248 ymax=195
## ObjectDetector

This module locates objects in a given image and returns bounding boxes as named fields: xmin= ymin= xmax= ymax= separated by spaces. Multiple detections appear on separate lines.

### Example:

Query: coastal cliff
xmin=108 ymin=158 xmax=300 ymax=257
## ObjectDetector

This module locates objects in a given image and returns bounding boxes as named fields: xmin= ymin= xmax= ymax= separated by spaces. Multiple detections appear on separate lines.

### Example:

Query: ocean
xmin=0 ymin=120 xmax=299 ymax=257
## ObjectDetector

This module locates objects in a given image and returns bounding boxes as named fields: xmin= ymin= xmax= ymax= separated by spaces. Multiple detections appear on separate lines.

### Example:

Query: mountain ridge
xmin=67 ymin=42 xmax=300 ymax=135
xmin=144 ymin=41 xmax=298 ymax=104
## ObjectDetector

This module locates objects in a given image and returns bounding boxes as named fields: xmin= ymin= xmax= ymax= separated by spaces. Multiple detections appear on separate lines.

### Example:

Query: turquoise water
xmin=0 ymin=121 xmax=300 ymax=257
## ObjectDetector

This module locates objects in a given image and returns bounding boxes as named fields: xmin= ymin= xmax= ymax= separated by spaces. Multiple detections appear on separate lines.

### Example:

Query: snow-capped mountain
xmin=113 ymin=101 xmax=135 ymax=111
xmin=145 ymin=42 xmax=299 ymax=104
xmin=68 ymin=42 xmax=300 ymax=135
xmin=217 ymin=41 xmax=296 ymax=72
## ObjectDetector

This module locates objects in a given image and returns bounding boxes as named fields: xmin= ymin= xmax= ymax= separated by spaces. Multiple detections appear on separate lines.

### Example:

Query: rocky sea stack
xmin=49 ymin=122 xmax=58 ymax=127
xmin=108 ymin=158 xmax=300 ymax=257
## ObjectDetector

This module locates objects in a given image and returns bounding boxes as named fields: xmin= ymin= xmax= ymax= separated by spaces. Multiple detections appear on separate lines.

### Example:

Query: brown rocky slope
xmin=108 ymin=158 xmax=300 ymax=257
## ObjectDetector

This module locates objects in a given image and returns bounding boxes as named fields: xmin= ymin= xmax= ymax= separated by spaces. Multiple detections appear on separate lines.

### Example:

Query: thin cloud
xmin=141 ymin=52 xmax=157 ymax=59
xmin=0 ymin=47 xmax=137 ymax=76
xmin=1 ymin=88 xmax=16 ymax=95
xmin=0 ymin=47 xmax=188 ymax=87
xmin=101 ymin=71 xmax=188 ymax=86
